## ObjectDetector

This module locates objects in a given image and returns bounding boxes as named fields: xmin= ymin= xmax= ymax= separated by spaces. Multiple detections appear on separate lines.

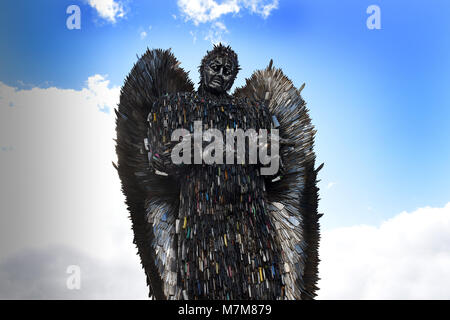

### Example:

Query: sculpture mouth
xmin=211 ymin=77 xmax=223 ymax=86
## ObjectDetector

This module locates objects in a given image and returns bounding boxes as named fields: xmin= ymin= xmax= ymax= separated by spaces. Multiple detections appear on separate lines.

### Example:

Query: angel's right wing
xmin=115 ymin=49 xmax=194 ymax=299
xmin=234 ymin=62 xmax=323 ymax=299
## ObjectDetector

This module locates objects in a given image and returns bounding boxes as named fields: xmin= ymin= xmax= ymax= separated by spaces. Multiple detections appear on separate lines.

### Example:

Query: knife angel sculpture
xmin=115 ymin=44 xmax=322 ymax=300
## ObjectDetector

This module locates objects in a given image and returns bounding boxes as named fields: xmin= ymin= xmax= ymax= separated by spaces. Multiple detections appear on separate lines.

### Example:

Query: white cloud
xmin=177 ymin=0 xmax=279 ymax=25
xmin=140 ymin=31 xmax=147 ymax=39
xmin=84 ymin=74 xmax=120 ymax=113
xmin=204 ymin=21 xmax=229 ymax=44
xmin=245 ymin=0 xmax=279 ymax=18
xmin=318 ymin=202 xmax=450 ymax=299
xmin=327 ymin=182 xmax=336 ymax=189
xmin=189 ymin=31 xmax=198 ymax=44
xmin=88 ymin=0 xmax=125 ymax=23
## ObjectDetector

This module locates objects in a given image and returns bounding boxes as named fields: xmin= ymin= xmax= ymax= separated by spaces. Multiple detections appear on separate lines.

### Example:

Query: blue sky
xmin=1 ymin=0 xmax=449 ymax=231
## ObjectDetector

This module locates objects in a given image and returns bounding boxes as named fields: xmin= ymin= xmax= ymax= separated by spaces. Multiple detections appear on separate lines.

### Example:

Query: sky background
xmin=0 ymin=0 xmax=449 ymax=299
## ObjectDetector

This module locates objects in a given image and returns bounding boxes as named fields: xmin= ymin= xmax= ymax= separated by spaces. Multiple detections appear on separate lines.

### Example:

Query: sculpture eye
xmin=223 ymin=68 xmax=231 ymax=76
xmin=210 ymin=65 xmax=220 ymax=72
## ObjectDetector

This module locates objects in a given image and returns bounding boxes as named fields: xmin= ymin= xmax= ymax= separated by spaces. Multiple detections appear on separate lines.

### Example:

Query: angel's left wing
xmin=115 ymin=49 xmax=194 ymax=299
xmin=234 ymin=61 xmax=323 ymax=299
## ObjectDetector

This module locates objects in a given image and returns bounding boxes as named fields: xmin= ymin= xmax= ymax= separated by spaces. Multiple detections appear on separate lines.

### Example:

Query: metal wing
xmin=234 ymin=61 xmax=323 ymax=299
xmin=115 ymin=49 xmax=194 ymax=299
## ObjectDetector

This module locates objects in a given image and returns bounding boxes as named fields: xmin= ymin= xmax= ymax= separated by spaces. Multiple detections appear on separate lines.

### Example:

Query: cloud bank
xmin=0 ymin=74 xmax=122 ymax=259
xmin=0 ymin=246 xmax=147 ymax=299
xmin=318 ymin=202 xmax=450 ymax=299
xmin=0 ymin=75 xmax=148 ymax=299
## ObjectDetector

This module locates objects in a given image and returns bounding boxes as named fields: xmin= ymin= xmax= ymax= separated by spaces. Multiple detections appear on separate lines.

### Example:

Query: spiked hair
xmin=199 ymin=43 xmax=240 ymax=91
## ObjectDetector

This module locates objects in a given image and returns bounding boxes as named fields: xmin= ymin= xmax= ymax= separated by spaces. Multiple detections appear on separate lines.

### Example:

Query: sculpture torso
xmin=148 ymin=92 xmax=285 ymax=299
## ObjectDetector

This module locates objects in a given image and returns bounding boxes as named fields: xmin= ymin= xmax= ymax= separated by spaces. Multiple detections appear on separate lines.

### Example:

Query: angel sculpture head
xmin=199 ymin=43 xmax=240 ymax=95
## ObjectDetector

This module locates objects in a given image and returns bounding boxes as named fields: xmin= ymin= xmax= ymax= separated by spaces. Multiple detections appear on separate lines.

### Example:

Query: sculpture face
xmin=202 ymin=56 xmax=236 ymax=94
